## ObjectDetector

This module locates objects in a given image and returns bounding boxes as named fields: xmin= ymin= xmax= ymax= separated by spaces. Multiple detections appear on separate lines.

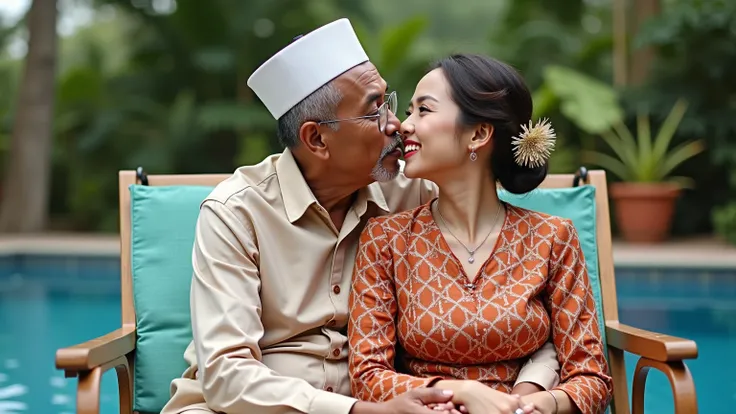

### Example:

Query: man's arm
xmin=190 ymin=200 xmax=357 ymax=414
xmin=418 ymin=178 xmax=439 ymax=205
xmin=512 ymin=340 xmax=560 ymax=395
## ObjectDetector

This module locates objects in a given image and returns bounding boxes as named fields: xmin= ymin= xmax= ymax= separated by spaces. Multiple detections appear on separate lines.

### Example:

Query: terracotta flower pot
xmin=609 ymin=182 xmax=681 ymax=243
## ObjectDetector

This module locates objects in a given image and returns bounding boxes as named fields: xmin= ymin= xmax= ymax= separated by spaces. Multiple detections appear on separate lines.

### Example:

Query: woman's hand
xmin=427 ymin=401 xmax=467 ymax=414
xmin=452 ymin=381 xmax=537 ymax=414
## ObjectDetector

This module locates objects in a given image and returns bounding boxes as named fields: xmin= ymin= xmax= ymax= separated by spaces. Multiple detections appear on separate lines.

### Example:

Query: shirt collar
xmin=276 ymin=148 xmax=319 ymax=223
xmin=361 ymin=182 xmax=390 ymax=215
xmin=276 ymin=148 xmax=391 ymax=223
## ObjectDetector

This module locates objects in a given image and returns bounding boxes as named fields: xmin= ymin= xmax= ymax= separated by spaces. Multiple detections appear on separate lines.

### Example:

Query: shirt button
xmin=326 ymin=386 xmax=334 ymax=392
xmin=332 ymin=348 xmax=340 ymax=357
xmin=332 ymin=285 xmax=341 ymax=294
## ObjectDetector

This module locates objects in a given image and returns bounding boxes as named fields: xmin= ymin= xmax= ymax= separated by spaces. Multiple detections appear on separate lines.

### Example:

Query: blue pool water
xmin=0 ymin=255 xmax=734 ymax=413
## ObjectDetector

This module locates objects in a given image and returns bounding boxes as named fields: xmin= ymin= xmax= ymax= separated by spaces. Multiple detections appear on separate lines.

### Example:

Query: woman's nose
xmin=400 ymin=120 xmax=414 ymax=136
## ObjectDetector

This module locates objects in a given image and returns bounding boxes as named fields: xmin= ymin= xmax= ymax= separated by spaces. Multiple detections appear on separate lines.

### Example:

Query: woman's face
xmin=400 ymin=69 xmax=475 ymax=180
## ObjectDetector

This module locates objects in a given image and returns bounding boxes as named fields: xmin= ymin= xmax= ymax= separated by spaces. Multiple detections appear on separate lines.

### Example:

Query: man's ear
xmin=299 ymin=121 xmax=330 ymax=160
xmin=471 ymin=123 xmax=494 ymax=149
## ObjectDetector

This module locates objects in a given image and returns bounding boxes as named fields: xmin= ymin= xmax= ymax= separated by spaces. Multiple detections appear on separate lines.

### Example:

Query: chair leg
xmin=77 ymin=355 xmax=133 ymax=414
xmin=631 ymin=357 xmax=697 ymax=414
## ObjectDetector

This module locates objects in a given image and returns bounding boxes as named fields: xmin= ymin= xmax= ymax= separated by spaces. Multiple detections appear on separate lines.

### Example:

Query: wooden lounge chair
xmin=55 ymin=167 xmax=699 ymax=413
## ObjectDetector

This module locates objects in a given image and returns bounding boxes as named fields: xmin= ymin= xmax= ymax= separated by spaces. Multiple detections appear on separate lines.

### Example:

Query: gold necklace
xmin=434 ymin=200 xmax=504 ymax=264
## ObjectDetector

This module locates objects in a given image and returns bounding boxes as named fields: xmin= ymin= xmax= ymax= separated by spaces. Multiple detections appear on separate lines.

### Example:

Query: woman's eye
xmin=405 ymin=106 xmax=430 ymax=116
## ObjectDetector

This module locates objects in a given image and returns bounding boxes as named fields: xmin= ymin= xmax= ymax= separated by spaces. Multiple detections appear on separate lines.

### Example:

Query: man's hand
xmin=510 ymin=382 xmax=544 ymax=396
xmin=520 ymin=391 xmax=563 ymax=414
xmin=450 ymin=381 xmax=536 ymax=414
xmin=351 ymin=388 xmax=455 ymax=414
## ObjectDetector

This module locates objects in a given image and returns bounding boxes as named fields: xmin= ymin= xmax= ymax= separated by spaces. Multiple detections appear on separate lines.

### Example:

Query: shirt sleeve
xmin=514 ymin=340 xmax=560 ymax=390
xmin=546 ymin=218 xmax=613 ymax=414
xmin=377 ymin=170 xmax=438 ymax=214
xmin=348 ymin=218 xmax=443 ymax=402
xmin=419 ymin=178 xmax=439 ymax=205
xmin=190 ymin=200 xmax=357 ymax=414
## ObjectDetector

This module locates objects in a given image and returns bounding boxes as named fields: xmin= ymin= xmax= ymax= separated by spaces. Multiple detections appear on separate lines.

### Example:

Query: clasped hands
xmin=356 ymin=380 xmax=557 ymax=414
xmin=424 ymin=380 xmax=556 ymax=414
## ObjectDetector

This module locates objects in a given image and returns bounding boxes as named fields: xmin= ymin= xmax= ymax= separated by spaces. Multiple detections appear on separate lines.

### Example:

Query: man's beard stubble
xmin=370 ymin=132 xmax=404 ymax=182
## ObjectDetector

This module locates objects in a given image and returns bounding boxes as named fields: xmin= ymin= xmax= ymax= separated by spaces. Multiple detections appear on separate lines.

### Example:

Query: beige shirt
xmin=162 ymin=149 xmax=558 ymax=414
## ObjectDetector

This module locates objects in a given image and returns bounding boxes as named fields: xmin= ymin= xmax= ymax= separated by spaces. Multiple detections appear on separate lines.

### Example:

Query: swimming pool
xmin=0 ymin=255 xmax=734 ymax=413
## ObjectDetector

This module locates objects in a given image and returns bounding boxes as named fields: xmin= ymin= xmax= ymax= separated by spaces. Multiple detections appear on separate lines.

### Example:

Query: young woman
xmin=347 ymin=54 xmax=612 ymax=414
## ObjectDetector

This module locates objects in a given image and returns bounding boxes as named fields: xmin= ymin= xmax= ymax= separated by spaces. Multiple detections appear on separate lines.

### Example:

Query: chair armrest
xmin=56 ymin=325 xmax=136 ymax=375
xmin=605 ymin=321 xmax=697 ymax=362
xmin=631 ymin=357 xmax=697 ymax=414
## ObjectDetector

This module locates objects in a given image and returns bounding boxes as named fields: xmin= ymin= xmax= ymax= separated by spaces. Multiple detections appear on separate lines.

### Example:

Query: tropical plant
xmin=582 ymin=98 xmax=705 ymax=185
xmin=531 ymin=65 xmax=624 ymax=174
xmin=713 ymin=202 xmax=736 ymax=245
xmin=533 ymin=65 xmax=624 ymax=135
xmin=629 ymin=0 xmax=736 ymax=235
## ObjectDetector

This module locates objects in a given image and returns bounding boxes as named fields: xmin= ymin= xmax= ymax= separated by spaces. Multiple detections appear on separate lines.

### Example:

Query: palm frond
xmin=657 ymin=140 xmax=705 ymax=179
xmin=581 ymin=150 xmax=632 ymax=181
xmin=652 ymin=98 xmax=689 ymax=161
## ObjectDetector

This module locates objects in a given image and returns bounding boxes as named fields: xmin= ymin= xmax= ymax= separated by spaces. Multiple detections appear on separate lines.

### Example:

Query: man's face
xmin=322 ymin=62 xmax=403 ymax=184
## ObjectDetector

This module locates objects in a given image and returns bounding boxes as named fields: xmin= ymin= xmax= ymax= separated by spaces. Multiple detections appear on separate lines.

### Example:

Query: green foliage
xmin=353 ymin=14 xmax=432 ymax=110
xmin=583 ymin=99 xmax=704 ymax=184
xmin=490 ymin=0 xmax=612 ymax=88
xmin=490 ymin=0 xmax=615 ymax=176
xmin=632 ymin=0 xmax=736 ymax=163
xmin=531 ymin=65 xmax=623 ymax=174
xmin=536 ymin=65 xmax=623 ymax=135
xmin=624 ymin=0 xmax=736 ymax=234
xmin=713 ymin=202 xmax=736 ymax=246
xmin=36 ymin=0 xmax=383 ymax=230
xmin=0 ymin=0 xmax=730 ymax=235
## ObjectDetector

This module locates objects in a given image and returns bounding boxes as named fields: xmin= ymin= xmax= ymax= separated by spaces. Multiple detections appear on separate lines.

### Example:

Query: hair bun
xmin=496 ymin=163 xmax=548 ymax=194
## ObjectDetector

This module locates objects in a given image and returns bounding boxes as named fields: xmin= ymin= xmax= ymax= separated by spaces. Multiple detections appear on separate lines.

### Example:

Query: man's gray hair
xmin=276 ymin=81 xmax=343 ymax=148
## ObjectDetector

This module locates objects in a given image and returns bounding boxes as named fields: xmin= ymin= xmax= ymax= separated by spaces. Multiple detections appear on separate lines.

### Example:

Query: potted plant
xmin=583 ymin=98 xmax=705 ymax=243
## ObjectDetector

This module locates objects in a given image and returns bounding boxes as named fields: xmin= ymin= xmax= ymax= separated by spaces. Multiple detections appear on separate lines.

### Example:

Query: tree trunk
xmin=0 ymin=0 xmax=58 ymax=233
xmin=612 ymin=0 xmax=629 ymax=86
xmin=630 ymin=0 xmax=661 ymax=85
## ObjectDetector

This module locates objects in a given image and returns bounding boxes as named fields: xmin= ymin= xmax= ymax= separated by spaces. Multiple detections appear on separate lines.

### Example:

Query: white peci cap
xmin=247 ymin=18 xmax=369 ymax=119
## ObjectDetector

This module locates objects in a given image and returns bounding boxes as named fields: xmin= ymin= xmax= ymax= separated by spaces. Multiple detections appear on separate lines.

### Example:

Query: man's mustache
xmin=384 ymin=132 xmax=404 ymax=156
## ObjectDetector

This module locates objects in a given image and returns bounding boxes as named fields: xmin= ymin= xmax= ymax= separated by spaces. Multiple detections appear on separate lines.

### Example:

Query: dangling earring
xmin=469 ymin=147 xmax=477 ymax=162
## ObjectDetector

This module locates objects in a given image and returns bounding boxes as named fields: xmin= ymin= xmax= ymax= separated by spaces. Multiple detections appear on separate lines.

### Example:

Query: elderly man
xmin=161 ymin=18 xmax=558 ymax=414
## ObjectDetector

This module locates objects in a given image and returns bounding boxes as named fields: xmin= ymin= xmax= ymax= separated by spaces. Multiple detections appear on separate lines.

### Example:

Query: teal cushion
xmin=499 ymin=185 xmax=606 ymax=346
xmin=129 ymin=184 xmax=215 ymax=413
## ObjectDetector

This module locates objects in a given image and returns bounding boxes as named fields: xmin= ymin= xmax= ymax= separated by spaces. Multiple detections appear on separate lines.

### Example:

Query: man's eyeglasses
xmin=317 ymin=91 xmax=397 ymax=133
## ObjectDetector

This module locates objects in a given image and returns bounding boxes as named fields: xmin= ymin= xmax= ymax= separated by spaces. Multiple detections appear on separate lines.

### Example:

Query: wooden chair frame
xmin=55 ymin=167 xmax=698 ymax=413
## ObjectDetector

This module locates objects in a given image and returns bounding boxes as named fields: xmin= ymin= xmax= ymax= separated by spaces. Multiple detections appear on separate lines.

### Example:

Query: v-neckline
xmin=426 ymin=199 xmax=510 ymax=289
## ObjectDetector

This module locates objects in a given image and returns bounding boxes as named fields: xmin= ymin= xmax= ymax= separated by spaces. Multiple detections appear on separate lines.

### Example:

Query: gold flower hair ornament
xmin=510 ymin=118 xmax=556 ymax=168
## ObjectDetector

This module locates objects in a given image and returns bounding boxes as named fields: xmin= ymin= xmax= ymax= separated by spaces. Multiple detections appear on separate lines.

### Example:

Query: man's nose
xmin=384 ymin=109 xmax=401 ymax=137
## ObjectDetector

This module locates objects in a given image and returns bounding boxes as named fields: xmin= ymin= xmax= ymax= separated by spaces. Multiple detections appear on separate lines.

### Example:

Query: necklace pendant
xmin=467 ymin=255 xmax=475 ymax=264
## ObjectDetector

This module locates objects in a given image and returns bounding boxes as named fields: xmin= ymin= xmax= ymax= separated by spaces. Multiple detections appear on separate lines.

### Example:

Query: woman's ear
xmin=471 ymin=123 xmax=494 ymax=149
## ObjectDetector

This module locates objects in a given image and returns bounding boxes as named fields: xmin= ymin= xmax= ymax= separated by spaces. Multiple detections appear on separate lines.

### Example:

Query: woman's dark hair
xmin=431 ymin=53 xmax=548 ymax=194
